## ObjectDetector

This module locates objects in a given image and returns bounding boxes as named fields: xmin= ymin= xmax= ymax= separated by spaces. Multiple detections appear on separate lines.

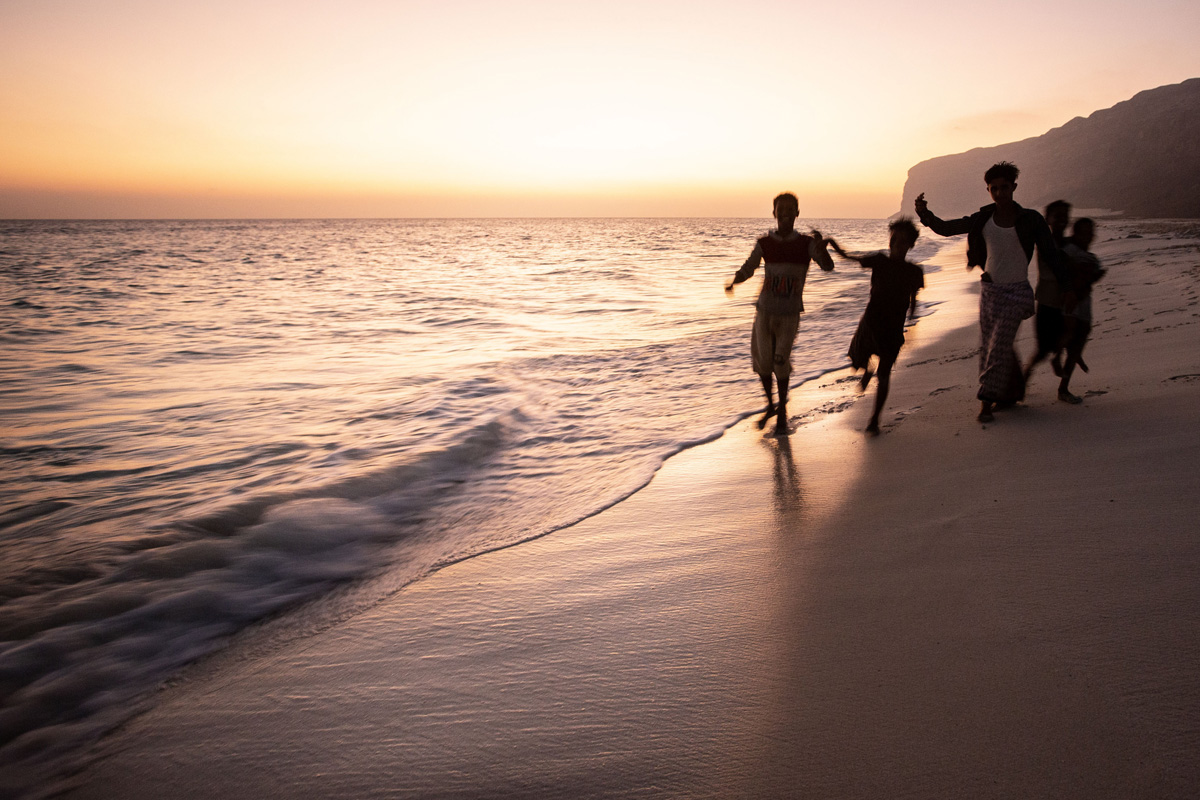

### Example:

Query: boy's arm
xmin=825 ymin=238 xmax=866 ymax=264
xmin=726 ymin=244 xmax=763 ymax=292
xmin=808 ymin=232 xmax=835 ymax=272
xmin=914 ymin=192 xmax=973 ymax=237
xmin=909 ymin=266 xmax=924 ymax=320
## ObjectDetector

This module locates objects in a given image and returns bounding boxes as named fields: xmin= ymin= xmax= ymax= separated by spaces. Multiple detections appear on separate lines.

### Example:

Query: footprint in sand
xmin=820 ymin=399 xmax=856 ymax=414
xmin=929 ymin=386 xmax=959 ymax=396
xmin=941 ymin=349 xmax=979 ymax=364
xmin=874 ymin=406 xmax=924 ymax=435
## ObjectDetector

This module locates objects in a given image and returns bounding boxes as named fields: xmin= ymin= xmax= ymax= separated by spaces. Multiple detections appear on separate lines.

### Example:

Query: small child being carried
xmin=1056 ymin=217 xmax=1106 ymax=404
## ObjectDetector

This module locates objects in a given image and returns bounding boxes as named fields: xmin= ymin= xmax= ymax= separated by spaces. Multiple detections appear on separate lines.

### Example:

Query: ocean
xmin=0 ymin=217 xmax=950 ymax=793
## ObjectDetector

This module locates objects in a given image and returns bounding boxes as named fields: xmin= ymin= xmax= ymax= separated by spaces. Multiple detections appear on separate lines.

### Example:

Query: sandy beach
xmin=59 ymin=224 xmax=1200 ymax=799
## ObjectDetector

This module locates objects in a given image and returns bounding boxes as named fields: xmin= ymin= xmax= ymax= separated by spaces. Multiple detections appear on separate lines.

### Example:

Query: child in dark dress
xmin=828 ymin=218 xmax=924 ymax=434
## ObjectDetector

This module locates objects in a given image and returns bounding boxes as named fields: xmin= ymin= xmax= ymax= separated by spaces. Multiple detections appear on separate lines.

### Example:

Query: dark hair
xmin=773 ymin=192 xmax=799 ymax=214
xmin=888 ymin=217 xmax=919 ymax=244
xmin=1072 ymin=217 xmax=1095 ymax=235
xmin=1045 ymin=199 xmax=1071 ymax=217
xmin=984 ymin=161 xmax=1019 ymax=184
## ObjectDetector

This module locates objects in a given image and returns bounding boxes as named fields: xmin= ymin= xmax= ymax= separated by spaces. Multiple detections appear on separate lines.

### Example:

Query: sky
xmin=2 ymin=0 xmax=1198 ymax=218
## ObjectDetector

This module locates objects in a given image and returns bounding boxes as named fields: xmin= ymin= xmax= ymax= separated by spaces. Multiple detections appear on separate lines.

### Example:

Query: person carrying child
xmin=1024 ymin=199 xmax=1073 ymax=383
xmin=827 ymin=219 xmax=924 ymax=435
xmin=726 ymin=192 xmax=834 ymax=435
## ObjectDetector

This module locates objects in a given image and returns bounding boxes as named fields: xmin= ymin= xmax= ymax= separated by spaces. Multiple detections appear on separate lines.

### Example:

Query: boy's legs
xmin=866 ymin=354 xmax=896 ymax=435
xmin=1058 ymin=318 xmax=1090 ymax=403
xmin=751 ymin=312 xmax=778 ymax=428
xmin=859 ymin=358 xmax=875 ymax=392
xmin=1025 ymin=303 xmax=1064 ymax=380
xmin=770 ymin=315 xmax=799 ymax=434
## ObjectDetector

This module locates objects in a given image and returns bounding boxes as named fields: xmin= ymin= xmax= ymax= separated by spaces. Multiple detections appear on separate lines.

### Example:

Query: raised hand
xmin=914 ymin=193 xmax=928 ymax=214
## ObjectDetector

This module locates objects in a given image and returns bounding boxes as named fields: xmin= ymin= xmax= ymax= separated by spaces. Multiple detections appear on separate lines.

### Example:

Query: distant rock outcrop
xmin=899 ymin=78 xmax=1200 ymax=219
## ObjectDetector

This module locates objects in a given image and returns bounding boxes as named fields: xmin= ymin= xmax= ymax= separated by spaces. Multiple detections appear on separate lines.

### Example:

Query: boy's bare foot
xmin=774 ymin=408 xmax=789 ymax=436
xmin=977 ymin=401 xmax=995 ymax=423
xmin=864 ymin=420 xmax=880 ymax=436
xmin=755 ymin=403 xmax=778 ymax=430
xmin=1058 ymin=389 xmax=1083 ymax=404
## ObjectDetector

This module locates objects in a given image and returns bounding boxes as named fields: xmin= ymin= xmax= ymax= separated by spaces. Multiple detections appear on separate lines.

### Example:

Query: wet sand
xmin=62 ymin=225 xmax=1200 ymax=799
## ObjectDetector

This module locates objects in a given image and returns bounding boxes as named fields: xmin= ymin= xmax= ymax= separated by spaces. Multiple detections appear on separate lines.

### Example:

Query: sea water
xmin=0 ymin=217 xmax=950 ymax=793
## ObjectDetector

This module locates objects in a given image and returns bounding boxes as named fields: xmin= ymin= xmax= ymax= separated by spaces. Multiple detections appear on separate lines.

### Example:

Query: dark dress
xmin=848 ymin=253 xmax=924 ymax=369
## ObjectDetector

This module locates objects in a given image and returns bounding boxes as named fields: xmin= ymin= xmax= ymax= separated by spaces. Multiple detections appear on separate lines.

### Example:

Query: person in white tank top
xmin=982 ymin=216 xmax=1030 ymax=284
xmin=914 ymin=161 xmax=1061 ymax=422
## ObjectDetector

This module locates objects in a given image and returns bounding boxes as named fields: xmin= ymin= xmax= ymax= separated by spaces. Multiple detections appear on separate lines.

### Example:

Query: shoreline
xmin=56 ymin=223 xmax=1200 ymax=798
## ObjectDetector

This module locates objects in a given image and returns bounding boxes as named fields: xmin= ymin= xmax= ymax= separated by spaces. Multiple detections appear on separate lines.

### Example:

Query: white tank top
xmin=983 ymin=216 xmax=1030 ymax=284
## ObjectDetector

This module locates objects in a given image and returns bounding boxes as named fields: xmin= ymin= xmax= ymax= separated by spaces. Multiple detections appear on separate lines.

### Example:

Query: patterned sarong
xmin=978 ymin=279 xmax=1035 ymax=403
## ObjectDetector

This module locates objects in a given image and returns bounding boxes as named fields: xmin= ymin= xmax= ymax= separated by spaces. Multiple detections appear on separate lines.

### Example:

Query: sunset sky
xmin=2 ymin=0 xmax=1198 ymax=218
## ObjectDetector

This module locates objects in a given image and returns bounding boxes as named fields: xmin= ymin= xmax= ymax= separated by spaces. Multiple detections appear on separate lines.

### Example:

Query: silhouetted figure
xmin=914 ymin=162 xmax=1061 ymax=423
xmin=1024 ymin=199 xmax=1074 ymax=382
xmin=827 ymin=218 xmax=924 ymax=435
xmin=1057 ymin=218 xmax=1105 ymax=403
xmin=727 ymin=192 xmax=834 ymax=435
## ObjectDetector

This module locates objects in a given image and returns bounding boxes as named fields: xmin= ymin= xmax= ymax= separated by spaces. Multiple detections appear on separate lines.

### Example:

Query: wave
xmin=0 ymin=413 xmax=517 ymax=795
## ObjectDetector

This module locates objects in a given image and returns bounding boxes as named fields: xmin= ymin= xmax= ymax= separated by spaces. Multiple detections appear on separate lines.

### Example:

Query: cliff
xmin=899 ymin=78 xmax=1200 ymax=219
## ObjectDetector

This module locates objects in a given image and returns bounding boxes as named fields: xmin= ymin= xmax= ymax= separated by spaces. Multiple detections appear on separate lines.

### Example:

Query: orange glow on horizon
xmin=2 ymin=0 xmax=1198 ymax=218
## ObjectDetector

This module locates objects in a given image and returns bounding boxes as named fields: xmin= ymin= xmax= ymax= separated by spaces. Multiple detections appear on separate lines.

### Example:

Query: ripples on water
xmin=0 ymin=217 xmax=947 ymax=794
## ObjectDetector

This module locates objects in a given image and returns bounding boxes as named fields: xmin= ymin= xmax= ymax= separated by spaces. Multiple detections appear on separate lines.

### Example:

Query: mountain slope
xmin=899 ymin=78 xmax=1200 ymax=219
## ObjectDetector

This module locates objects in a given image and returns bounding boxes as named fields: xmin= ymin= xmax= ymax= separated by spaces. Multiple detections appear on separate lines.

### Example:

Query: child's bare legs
xmin=865 ymin=356 xmax=895 ymax=435
xmin=774 ymin=372 xmax=790 ymax=435
xmin=1058 ymin=317 xmax=1088 ymax=404
xmin=771 ymin=354 xmax=791 ymax=435
xmin=1058 ymin=339 xmax=1085 ymax=404
xmin=756 ymin=373 xmax=777 ymax=429
xmin=1058 ymin=356 xmax=1083 ymax=403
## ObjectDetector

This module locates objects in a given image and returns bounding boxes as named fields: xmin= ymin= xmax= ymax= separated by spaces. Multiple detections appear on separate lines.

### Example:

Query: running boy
xmin=827 ymin=219 xmax=924 ymax=434
xmin=726 ymin=192 xmax=834 ymax=435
